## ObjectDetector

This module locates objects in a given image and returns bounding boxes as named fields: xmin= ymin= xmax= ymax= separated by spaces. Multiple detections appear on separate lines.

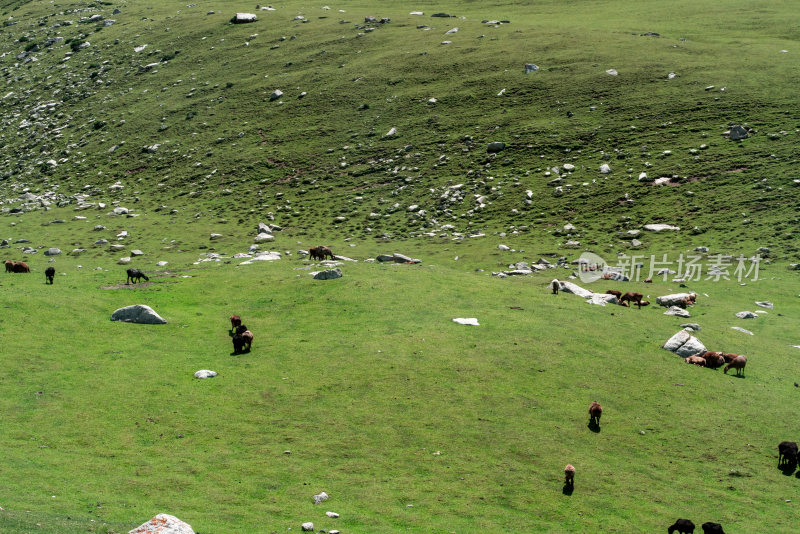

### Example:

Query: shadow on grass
xmin=778 ymin=461 xmax=797 ymax=477
xmin=588 ymin=421 xmax=601 ymax=433
xmin=562 ymin=483 xmax=574 ymax=496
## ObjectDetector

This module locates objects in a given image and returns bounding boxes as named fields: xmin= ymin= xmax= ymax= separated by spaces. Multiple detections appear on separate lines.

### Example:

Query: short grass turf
xmin=1 ymin=255 xmax=799 ymax=532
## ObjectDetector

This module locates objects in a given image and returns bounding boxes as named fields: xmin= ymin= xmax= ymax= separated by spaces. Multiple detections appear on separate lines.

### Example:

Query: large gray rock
xmin=665 ymin=306 xmax=691 ymax=318
xmin=233 ymin=12 xmax=257 ymax=23
xmin=663 ymin=329 xmax=706 ymax=357
xmin=487 ymin=141 xmax=506 ymax=153
xmin=44 ymin=248 xmax=62 ymax=256
xmin=111 ymin=305 xmax=167 ymax=324
xmin=644 ymin=224 xmax=680 ymax=232
xmin=558 ymin=281 xmax=594 ymax=298
xmin=128 ymin=514 xmax=194 ymax=534
xmin=656 ymin=293 xmax=694 ymax=307
xmin=312 ymin=268 xmax=342 ymax=280
xmin=586 ymin=294 xmax=617 ymax=306
xmin=735 ymin=311 xmax=758 ymax=319
xmin=729 ymin=125 xmax=748 ymax=140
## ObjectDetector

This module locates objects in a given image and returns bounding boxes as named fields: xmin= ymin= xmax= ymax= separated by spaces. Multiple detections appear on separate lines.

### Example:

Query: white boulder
xmin=128 ymin=514 xmax=194 ymax=534
xmin=111 ymin=305 xmax=167 ymax=325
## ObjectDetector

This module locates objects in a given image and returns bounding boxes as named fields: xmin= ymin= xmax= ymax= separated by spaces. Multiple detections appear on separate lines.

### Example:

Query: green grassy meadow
xmin=1 ymin=0 xmax=800 ymax=532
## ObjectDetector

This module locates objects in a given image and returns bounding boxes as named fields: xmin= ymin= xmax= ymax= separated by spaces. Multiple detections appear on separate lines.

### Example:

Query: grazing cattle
xmin=605 ymin=289 xmax=622 ymax=298
xmin=724 ymin=355 xmax=747 ymax=376
xmin=778 ymin=441 xmax=798 ymax=467
xmin=701 ymin=522 xmax=725 ymax=534
xmin=12 ymin=261 xmax=30 ymax=273
xmin=589 ymin=401 xmax=602 ymax=426
xmin=685 ymin=355 xmax=706 ymax=367
xmin=551 ymin=279 xmax=560 ymax=295
xmin=4 ymin=260 xmax=14 ymax=273
xmin=309 ymin=245 xmax=335 ymax=261
xmin=721 ymin=353 xmax=739 ymax=363
xmin=668 ymin=518 xmax=695 ymax=534
xmin=620 ymin=291 xmax=644 ymax=309
xmin=45 ymin=266 xmax=55 ymax=284
xmin=126 ymin=268 xmax=149 ymax=284
xmin=230 ymin=315 xmax=242 ymax=331
xmin=232 ymin=324 xmax=253 ymax=353
xmin=564 ymin=464 xmax=575 ymax=486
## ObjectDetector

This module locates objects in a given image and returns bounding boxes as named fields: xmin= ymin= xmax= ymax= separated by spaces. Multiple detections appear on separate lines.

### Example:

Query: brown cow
xmin=564 ymin=464 xmax=575 ymax=486
xmin=724 ymin=355 xmax=747 ymax=376
xmin=620 ymin=291 xmax=644 ymax=309
xmin=4 ymin=260 xmax=14 ymax=273
xmin=605 ymin=289 xmax=622 ymax=298
xmin=589 ymin=401 xmax=602 ymax=426
xmin=12 ymin=261 xmax=30 ymax=273
xmin=230 ymin=315 xmax=242 ymax=331
xmin=309 ymin=246 xmax=335 ymax=261
xmin=685 ymin=355 xmax=706 ymax=366
xmin=700 ymin=352 xmax=726 ymax=369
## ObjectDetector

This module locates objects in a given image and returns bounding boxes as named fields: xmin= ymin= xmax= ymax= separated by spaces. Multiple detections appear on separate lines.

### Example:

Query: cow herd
xmin=4 ymin=259 xmax=31 ymax=273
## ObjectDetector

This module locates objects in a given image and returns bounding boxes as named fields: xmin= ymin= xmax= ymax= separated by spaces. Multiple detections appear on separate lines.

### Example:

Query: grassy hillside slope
xmin=0 ymin=0 xmax=798 ymax=256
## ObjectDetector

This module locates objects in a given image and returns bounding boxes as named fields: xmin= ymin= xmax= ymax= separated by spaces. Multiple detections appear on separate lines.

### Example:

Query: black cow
xmin=45 ymin=266 xmax=55 ymax=284
xmin=668 ymin=519 xmax=695 ymax=534
xmin=701 ymin=522 xmax=725 ymax=534
xmin=126 ymin=268 xmax=149 ymax=284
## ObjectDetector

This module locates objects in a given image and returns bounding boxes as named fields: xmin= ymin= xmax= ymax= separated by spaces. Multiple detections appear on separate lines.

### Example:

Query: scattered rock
xmin=599 ymin=163 xmax=611 ymax=174
xmin=301 ymin=522 xmax=314 ymax=532
xmin=731 ymin=326 xmax=754 ymax=335
xmin=728 ymin=125 xmax=748 ymax=141
xmin=680 ymin=323 xmax=701 ymax=331
xmin=270 ymin=89 xmax=283 ymax=101
xmin=452 ymin=318 xmax=479 ymax=325
xmin=232 ymin=13 xmax=257 ymax=24
xmin=487 ymin=141 xmax=506 ymax=153
xmin=312 ymin=268 xmax=342 ymax=280
xmin=498 ymin=244 xmax=510 ymax=251
xmin=131 ymin=250 xmax=145 ymax=256
xmin=194 ymin=370 xmax=217 ymax=379
xmin=665 ymin=306 xmax=691 ymax=318
xmin=735 ymin=311 xmax=758 ymax=319
xmin=586 ymin=294 xmax=618 ymax=306
xmin=644 ymin=224 xmax=680 ymax=231
xmin=111 ymin=305 xmax=167 ymax=325
xmin=755 ymin=301 xmax=773 ymax=309
xmin=524 ymin=64 xmax=539 ymax=74
xmin=558 ymin=281 xmax=594 ymax=299
xmin=44 ymin=248 xmax=62 ymax=256
xmin=656 ymin=293 xmax=695 ymax=307
xmin=313 ymin=492 xmax=329 ymax=505
xmin=326 ymin=511 xmax=339 ymax=518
